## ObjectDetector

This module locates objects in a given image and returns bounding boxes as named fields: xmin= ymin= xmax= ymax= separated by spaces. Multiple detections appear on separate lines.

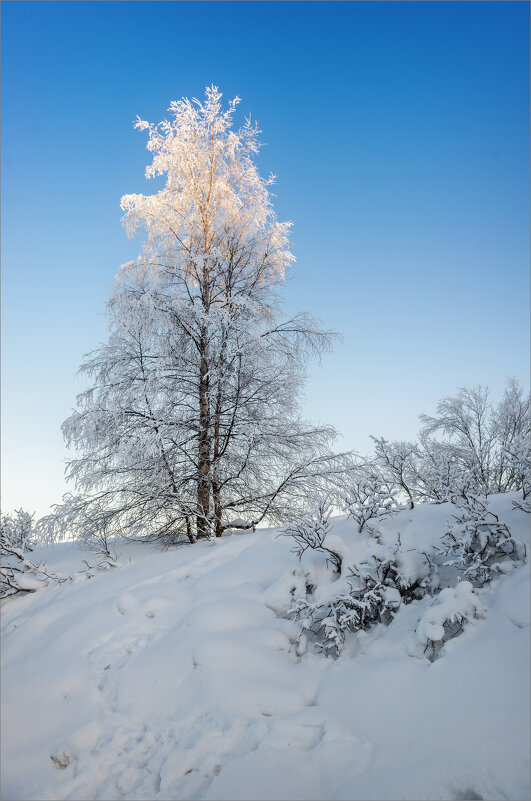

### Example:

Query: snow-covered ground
xmin=1 ymin=494 xmax=529 ymax=801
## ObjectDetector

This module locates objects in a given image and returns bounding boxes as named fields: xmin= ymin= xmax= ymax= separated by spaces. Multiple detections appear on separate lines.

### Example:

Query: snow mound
xmin=415 ymin=580 xmax=486 ymax=655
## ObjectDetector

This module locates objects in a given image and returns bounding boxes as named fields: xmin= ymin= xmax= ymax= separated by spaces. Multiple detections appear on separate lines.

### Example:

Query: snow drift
xmin=1 ymin=494 xmax=529 ymax=800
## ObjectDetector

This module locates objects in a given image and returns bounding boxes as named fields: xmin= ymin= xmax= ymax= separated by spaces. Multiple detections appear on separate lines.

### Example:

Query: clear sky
xmin=2 ymin=1 xmax=529 ymax=517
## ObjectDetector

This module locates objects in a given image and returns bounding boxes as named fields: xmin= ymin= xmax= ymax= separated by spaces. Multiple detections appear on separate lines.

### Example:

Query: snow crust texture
xmin=1 ymin=494 xmax=529 ymax=800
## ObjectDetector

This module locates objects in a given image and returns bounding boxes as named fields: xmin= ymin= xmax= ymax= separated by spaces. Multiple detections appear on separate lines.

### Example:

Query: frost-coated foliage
xmin=285 ymin=431 xmax=527 ymax=654
xmin=1 ymin=509 xmax=35 ymax=551
xmin=290 ymin=572 xmax=401 ymax=655
xmin=37 ymin=496 xmax=119 ymax=568
xmin=503 ymin=434 xmax=531 ymax=512
xmin=285 ymin=498 xmax=342 ymax=573
xmin=288 ymin=539 xmax=437 ymax=655
xmin=419 ymin=380 xmax=530 ymax=496
xmin=340 ymin=465 xmax=398 ymax=533
xmin=371 ymin=437 xmax=417 ymax=510
xmin=0 ymin=532 xmax=70 ymax=599
xmin=0 ymin=509 xmax=63 ymax=599
xmin=121 ymin=88 xmax=293 ymax=274
xmin=285 ymin=501 xmax=437 ymax=655
xmin=368 ymin=379 xmax=530 ymax=509
xmin=53 ymin=87 xmax=351 ymax=546
xmin=411 ymin=441 xmax=462 ymax=504
xmin=376 ymin=540 xmax=438 ymax=604
xmin=441 ymin=478 xmax=526 ymax=586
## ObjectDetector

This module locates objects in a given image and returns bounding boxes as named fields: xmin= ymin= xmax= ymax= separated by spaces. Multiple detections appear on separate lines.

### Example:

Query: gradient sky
xmin=2 ymin=1 xmax=529 ymax=517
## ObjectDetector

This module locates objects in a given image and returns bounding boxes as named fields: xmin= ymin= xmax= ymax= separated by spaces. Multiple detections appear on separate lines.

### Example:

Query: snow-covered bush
xmin=361 ymin=380 xmax=529 ymax=506
xmin=415 ymin=580 xmax=486 ymax=661
xmin=419 ymin=380 xmax=530 ymax=496
xmin=37 ymin=495 xmax=120 ymax=564
xmin=341 ymin=466 xmax=397 ymax=534
xmin=377 ymin=539 xmax=439 ymax=604
xmin=290 ymin=568 xmax=401 ymax=655
xmin=493 ymin=379 xmax=531 ymax=494
xmin=371 ymin=437 xmax=418 ymax=509
xmin=285 ymin=498 xmax=342 ymax=574
xmin=0 ymin=509 xmax=60 ymax=598
xmin=74 ymin=505 xmax=119 ymax=568
xmin=285 ymin=499 xmax=439 ymax=655
xmin=284 ymin=381 xmax=529 ymax=657
xmin=1 ymin=534 xmax=70 ymax=599
xmin=289 ymin=542 xmax=441 ymax=656
xmin=1 ymin=509 xmax=35 ymax=552
xmin=285 ymin=470 xmax=526 ymax=656
xmin=503 ymin=434 xmax=531 ymax=513
xmin=411 ymin=440 xmax=462 ymax=504
xmin=441 ymin=479 xmax=526 ymax=586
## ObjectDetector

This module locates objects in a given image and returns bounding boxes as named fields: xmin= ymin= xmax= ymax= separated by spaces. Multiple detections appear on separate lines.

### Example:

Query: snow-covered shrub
xmin=77 ymin=507 xmax=119 ymax=569
xmin=493 ymin=379 xmax=531 ymax=494
xmin=411 ymin=440 xmax=462 ymax=504
xmin=419 ymin=380 xmax=530 ymax=496
xmin=341 ymin=466 xmax=397 ymax=534
xmin=37 ymin=495 xmax=120 ymax=567
xmin=371 ymin=437 xmax=418 ymax=509
xmin=415 ymin=580 xmax=486 ymax=661
xmin=1 ymin=534 xmax=70 ymax=599
xmin=284 ymin=498 xmax=342 ymax=574
xmin=419 ymin=385 xmax=494 ymax=494
xmin=290 ymin=568 xmax=401 ymax=655
xmin=287 ymin=518 xmax=438 ymax=655
xmin=503 ymin=434 xmax=531 ymax=513
xmin=1 ymin=546 xmax=47 ymax=598
xmin=1 ymin=509 xmax=35 ymax=551
xmin=441 ymin=480 xmax=526 ymax=586
xmin=0 ymin=509 xmax=61 ymax=599
xmin=377 ymin=539 xmax=439 ymax=603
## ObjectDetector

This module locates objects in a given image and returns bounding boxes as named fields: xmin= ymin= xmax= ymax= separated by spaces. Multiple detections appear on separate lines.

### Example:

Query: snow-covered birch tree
xmin=419 ymin=381 xmax=530 ymax=496
xmin=55 ymin=87 xmax=349 ymax=545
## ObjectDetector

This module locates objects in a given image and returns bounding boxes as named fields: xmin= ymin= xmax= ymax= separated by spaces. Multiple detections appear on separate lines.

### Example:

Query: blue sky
xmin=2 ymin=1 xmax=529 ymax=516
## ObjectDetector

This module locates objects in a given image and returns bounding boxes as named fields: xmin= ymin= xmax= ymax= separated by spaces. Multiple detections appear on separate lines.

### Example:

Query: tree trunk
xmin=196 ymin=327 xmax=211 ymax=538
xmin=186 ymin=516 xmax=194 ymax=544
xmin=212 ymin=329 xmax=227 ymax=538
xmin=213 ymin=472 xmax=222 ymax=537
xmin=212 ymin=390 xmax=222 ymax=537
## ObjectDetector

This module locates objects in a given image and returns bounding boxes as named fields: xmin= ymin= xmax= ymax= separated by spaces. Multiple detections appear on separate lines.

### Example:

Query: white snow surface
xmin=1 ymin=494 xmax=529 ymax=800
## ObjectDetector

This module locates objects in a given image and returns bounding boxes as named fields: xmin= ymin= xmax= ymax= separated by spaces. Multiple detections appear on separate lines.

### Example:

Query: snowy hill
xmin=1 ymin=494 xmax=529 ymax=801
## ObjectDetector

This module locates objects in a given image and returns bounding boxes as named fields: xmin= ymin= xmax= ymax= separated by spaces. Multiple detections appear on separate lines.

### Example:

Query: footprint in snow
xmin=50 ymin=751 xmax=75 ymax=770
